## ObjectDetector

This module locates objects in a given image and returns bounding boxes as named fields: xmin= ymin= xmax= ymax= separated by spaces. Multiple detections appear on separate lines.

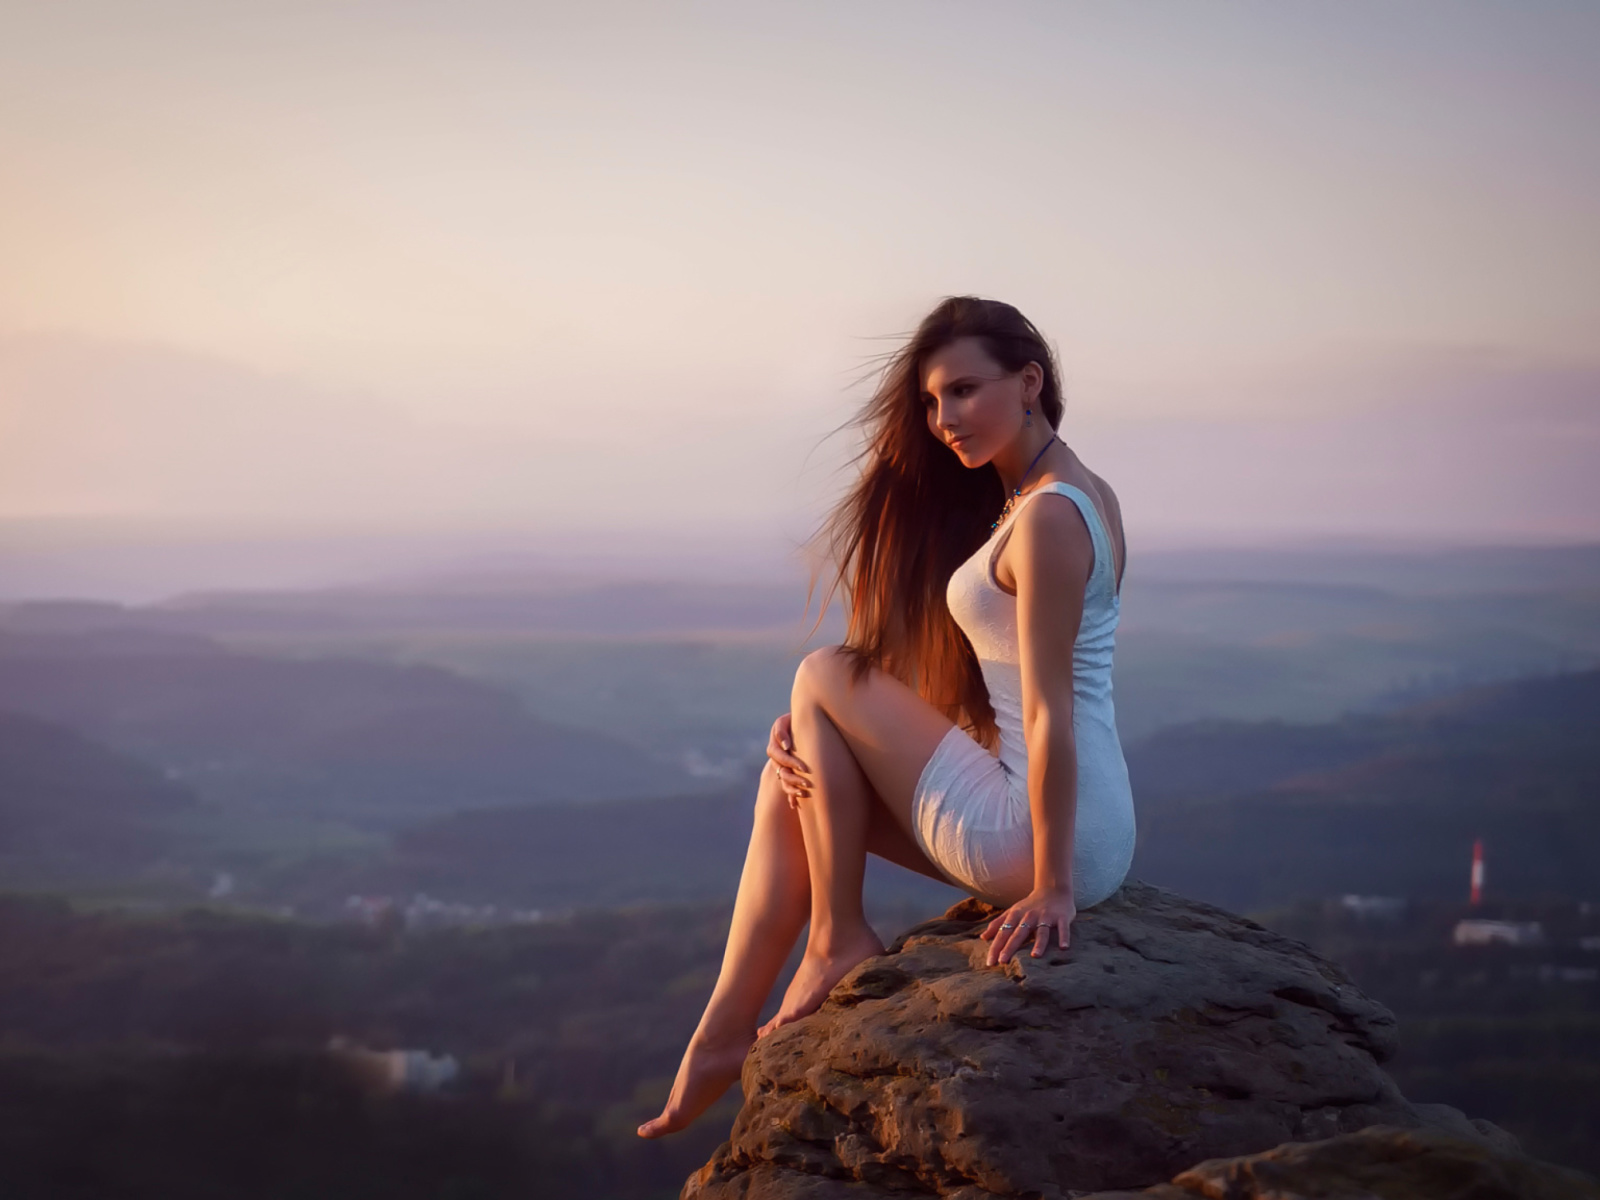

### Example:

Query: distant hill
xmin=277 ymin=783 xmax=756 ymax=911
xmin=1127 ymin=667 xmax=1600 ymax=908
xmin=273 ymin=777 xmax=966 ymax=915
xmin=0 ymin=629 xmax=688 ymax=825
xmin=0 ymin=710 xmax=197 ymax=880
xmin=0 ymin=580 xmax=833 ymax=640
xmin=7 ymin=556 xmax=1598 ymax=755
xmin=5 ymin=643 xmax=1594 ymax=914
xmin=315 ymin=667 xmax=1600 ymax=915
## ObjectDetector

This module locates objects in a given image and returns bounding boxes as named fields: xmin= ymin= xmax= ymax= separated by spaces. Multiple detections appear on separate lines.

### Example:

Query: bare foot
xmin=756 ymin=925 xmax=886 ymax=1039
xmin=636 ymin=1029 xmax=755 ymax=1138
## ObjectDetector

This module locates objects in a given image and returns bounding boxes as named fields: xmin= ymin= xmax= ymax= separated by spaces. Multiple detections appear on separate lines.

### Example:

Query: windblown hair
xmin=808 ymin=296 xmax=1065 ymax=748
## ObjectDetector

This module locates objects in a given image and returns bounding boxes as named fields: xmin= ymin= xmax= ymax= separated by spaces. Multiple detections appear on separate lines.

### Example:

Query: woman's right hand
xmin=766 ymin=712 xmax=812 ymax=809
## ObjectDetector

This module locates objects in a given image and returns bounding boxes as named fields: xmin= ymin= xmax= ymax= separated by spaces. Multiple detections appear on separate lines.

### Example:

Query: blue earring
xmin=1024 ymin=405 xmax=1034 ymax=428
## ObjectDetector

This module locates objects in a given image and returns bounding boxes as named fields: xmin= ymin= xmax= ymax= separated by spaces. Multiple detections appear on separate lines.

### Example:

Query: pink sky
xmin=1 ymin=1 xmax=1596 ymax=555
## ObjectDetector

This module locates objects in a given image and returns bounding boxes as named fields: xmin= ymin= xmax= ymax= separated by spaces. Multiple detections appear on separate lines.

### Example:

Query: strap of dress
xmin=990 ymin=482 xmax=1119 ymax=599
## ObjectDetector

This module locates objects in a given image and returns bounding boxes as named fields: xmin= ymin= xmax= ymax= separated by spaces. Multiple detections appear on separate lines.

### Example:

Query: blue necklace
xmin=990 ymin=435 xmax=1061 ymax=533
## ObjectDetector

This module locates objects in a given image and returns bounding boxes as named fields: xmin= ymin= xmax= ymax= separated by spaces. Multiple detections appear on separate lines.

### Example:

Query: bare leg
xmin=641 ymin=643 xmax=962 ymax=1133
xmin=637 ymin=761 xmax=810 ymax=1138
xmin=755 ymin=665 xmax=889 ymax=1038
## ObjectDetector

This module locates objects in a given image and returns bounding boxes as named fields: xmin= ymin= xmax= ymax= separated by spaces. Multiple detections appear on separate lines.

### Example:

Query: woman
xmin=637 ymin=296 xmax=1135 ymax=1139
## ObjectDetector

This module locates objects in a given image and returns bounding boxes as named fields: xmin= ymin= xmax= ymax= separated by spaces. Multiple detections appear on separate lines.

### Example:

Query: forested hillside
xmin=0 ymin=629 xmax=686 ymax=826
xmin=267 ymin=667 xmax=1600 ymax=914
xmin=0 ymin=710 xmax=197 ymax=881
xmin=1127 ymin=667 xmax=1600 ymax=908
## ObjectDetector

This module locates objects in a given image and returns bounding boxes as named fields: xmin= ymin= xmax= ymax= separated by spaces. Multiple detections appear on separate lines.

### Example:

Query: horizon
xmin=2 ymin=516 xmax=1596 ymax=606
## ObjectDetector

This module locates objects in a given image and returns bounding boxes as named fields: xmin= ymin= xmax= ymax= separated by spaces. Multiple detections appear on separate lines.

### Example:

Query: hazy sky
xmin=1 ymin=1 xmax=1597 ymax=562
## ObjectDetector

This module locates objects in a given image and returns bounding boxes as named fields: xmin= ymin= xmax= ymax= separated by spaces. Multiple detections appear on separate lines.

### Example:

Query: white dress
xmin=909 ymin=482 xmax=1137 ymax=908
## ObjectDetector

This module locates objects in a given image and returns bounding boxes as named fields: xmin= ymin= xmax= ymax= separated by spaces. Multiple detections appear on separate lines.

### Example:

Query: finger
xmin=998 ymin=922 xmax=1028 ymax=964
xmin=766 ymin=741 xmax=810 ymax=774
xmin=778 ymin=750 xmax=811 ymax=775
xmin=1030 ymin=922 xmax=1050 ymax=957
xmin=991 ymin=926 xmax=1016 ymax=965
xmin=999 ymin=913 xmax=1039 ymax=963
xmin=986 ymin=913 xmax=1020 ymax=962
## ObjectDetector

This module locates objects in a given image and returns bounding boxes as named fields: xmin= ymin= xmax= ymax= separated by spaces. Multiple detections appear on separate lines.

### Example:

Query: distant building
xmin=342 ymin=892 xmax=543 ymax=929
xmin=327 ymin=1036 xmax=460 ymax=1094
xmin=1453 ymin=919 xmax=1545 ymax=947
xmin=1338 ymin=894 xmax=1407 ymax=921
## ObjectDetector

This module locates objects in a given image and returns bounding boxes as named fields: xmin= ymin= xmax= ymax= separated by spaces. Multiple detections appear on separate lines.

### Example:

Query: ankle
xmin=806 ymin=919 xmax=876 ymax=958
xmin=690 ymin=1018 xmax=757 ymax=1050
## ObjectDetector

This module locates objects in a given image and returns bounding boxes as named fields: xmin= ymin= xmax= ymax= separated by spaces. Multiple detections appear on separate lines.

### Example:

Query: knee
xmin=756 ymin=758 xmax=799 ymax=815
xmin=757 ymin=757 xmax=784 ymax=801
xmin=792 ymin=644 xmax=852 ymax=708
xmin=759 ymin=757 xmax=781 ymax=792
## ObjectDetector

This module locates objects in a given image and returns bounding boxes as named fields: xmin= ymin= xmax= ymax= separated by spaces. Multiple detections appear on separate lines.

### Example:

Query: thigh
xmin=792 ymin=646 xmax=960 ymax=842
xmin=865 ymin=798 xmax=961 ymax=888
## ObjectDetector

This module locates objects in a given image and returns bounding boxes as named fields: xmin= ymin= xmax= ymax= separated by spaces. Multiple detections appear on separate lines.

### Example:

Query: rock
xmin=682 ymin=881 xmax=1521 ymax=1199
xmin=1076 ymin=1124 xmax=1600 ymax=1200
xmin=1410 ymin=1101 xmax=1524 ymax=1156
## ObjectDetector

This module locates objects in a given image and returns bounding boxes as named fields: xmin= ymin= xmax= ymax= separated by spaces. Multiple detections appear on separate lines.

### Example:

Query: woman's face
xmin=921 ymin=336 xmax=1036 ymax=468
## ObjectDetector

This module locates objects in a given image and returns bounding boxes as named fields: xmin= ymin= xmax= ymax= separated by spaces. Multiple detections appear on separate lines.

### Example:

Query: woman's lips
xmin=949 ymin=435 xmax=970 ymax=449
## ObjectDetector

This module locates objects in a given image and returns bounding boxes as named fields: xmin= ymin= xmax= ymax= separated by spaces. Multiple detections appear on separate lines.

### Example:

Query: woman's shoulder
xmin=1003 ymin=483 xmax=1097 ymax=573
xmin=1011 ymin=470 xmax=1125 ymax=586
xmin=1018 ymin=471 xmax=1118 ymax=533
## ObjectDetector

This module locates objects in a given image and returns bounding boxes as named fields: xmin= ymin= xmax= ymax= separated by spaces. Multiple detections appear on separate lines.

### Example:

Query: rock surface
xmin=1078 ymin=1125 xmax=1600 ymax=1200
xmin=682 ymin=881 xmax=1523 ymax=1199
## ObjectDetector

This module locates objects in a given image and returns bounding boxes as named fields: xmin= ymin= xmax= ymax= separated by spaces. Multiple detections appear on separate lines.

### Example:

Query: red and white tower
xmin=1469 ymin=838 xmax=1484 ymax=906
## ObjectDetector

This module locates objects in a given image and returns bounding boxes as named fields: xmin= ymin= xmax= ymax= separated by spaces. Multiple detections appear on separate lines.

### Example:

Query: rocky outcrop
xmin=683 ymin=881 xmax=1532 ymax=1199
xmin=1079 ymin=1124 xmax=1600 ymax=1200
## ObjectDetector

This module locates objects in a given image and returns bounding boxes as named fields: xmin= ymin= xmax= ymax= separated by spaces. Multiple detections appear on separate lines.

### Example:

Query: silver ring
xmin=1000 ymin=922 xmax=1014 ymax=929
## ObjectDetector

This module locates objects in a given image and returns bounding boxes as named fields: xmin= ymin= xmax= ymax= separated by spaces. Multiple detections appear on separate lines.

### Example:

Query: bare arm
xmin=980 ymin=492 xmax=1092 ymax=964
xmin=1015 ymin=493 xmax=1090 ymax=891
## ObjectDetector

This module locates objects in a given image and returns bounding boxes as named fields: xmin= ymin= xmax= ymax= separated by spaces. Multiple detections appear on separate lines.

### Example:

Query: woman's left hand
xmin=980 ymin=887 xmax=1077 ymax=965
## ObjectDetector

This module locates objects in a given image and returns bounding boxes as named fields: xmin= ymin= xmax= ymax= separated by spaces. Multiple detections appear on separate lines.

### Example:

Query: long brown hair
xmin=808 ymin=296 xmax=1066 ymax=748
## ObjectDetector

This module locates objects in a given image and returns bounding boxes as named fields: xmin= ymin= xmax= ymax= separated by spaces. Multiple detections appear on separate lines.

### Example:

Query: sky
xmin=1 ymin=0 xmax=1597 ymax=595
